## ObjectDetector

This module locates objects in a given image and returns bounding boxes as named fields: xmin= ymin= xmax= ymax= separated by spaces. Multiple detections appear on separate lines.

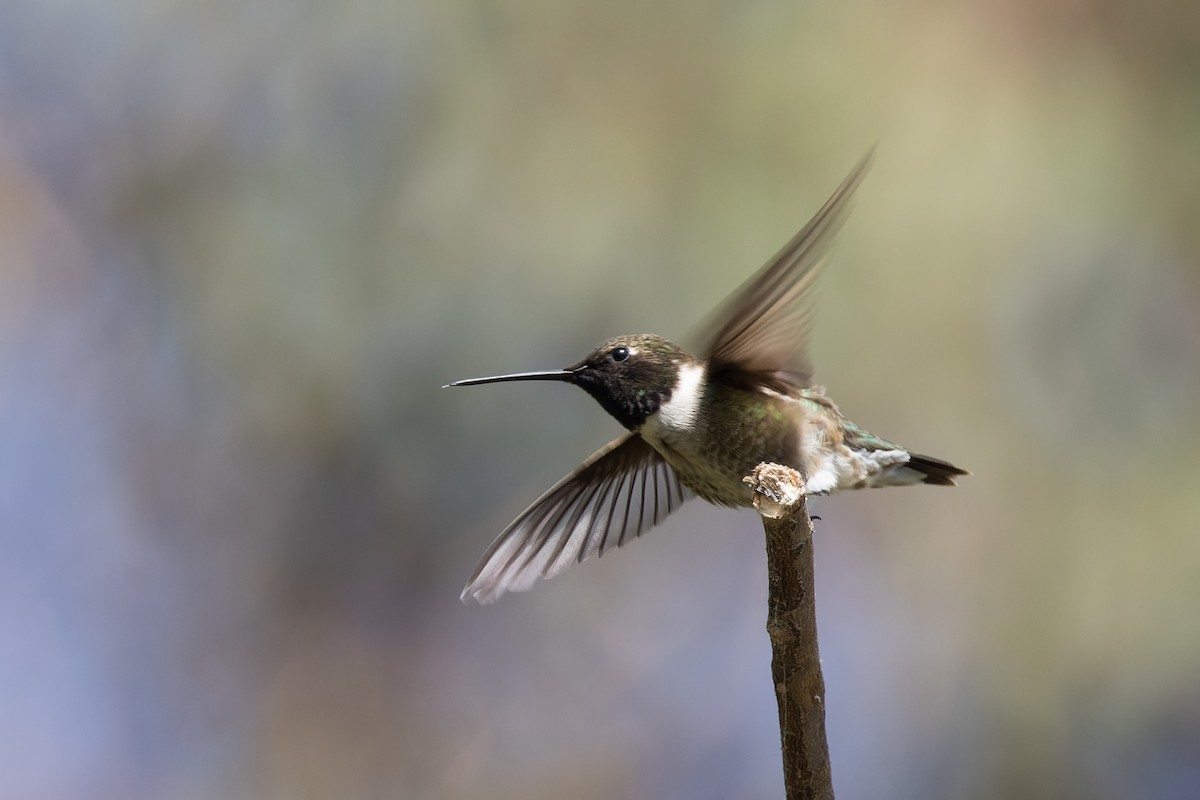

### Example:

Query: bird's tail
xmin=905 ymin=452 xmax=970 ymax=486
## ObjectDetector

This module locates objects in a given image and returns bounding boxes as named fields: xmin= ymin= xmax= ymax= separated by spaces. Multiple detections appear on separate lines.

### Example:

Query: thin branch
xmin=745 ymin=463 xmax=833 ymax=800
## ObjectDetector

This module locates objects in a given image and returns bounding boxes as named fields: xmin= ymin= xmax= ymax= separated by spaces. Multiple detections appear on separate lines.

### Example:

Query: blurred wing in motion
xmin=461 ymin=433 xmax=693 ymax=604
xmin=703 ymin=150 xmax=874 ymax=393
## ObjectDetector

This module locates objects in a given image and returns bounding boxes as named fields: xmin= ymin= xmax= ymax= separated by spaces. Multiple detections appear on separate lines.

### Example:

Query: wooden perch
xmin=744 ymin=463 xmax=834 ymax=800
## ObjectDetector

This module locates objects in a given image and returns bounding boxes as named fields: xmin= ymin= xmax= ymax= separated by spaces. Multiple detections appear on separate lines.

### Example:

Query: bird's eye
xmin=610 ymin=346 xmax=630 ymax=363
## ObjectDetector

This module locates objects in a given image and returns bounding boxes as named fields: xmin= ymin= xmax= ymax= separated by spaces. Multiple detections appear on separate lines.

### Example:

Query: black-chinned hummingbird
xmin=447 ymin=153 xmax=967 ymax=603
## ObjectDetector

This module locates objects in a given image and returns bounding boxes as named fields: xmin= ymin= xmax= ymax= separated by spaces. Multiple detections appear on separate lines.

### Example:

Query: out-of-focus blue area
xmin=2 ymin=2 xmax=1199 ymax=798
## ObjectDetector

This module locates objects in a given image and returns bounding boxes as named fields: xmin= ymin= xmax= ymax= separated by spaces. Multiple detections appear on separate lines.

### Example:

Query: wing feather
xmin=703 ymin=150 xmax=874 ymax=392
xmin=461 ymin=433 xmax=693 ymax=604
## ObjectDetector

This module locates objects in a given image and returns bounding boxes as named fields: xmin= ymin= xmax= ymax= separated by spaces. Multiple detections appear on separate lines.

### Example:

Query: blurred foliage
xmin=2 ymin=1 xmax=1199 ymax=798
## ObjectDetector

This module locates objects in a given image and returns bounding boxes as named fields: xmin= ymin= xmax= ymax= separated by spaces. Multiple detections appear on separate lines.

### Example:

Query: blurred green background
xmin=3 ymin=1 xmax=1199 ymax=798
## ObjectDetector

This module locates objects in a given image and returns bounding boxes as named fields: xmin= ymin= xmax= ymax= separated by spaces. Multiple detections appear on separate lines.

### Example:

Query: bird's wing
xmin=702 ymin=150 xmax=873 ymax=393
xmin=461 ymin=432 xmax=692 ymax=604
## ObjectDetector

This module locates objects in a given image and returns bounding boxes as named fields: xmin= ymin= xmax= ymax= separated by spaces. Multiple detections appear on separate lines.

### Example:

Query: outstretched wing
xmin=702 ymin=150 xmax=873 ymax=393
xmin=461 ymin=433 xmax=692 ymax=604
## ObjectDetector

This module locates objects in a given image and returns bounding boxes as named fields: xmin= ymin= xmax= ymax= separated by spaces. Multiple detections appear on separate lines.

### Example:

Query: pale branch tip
xmin=744 ymin=462 xmax=807 ymax=519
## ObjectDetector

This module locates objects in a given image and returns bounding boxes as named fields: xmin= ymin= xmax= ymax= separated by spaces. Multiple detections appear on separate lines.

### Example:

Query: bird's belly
xmin=657 ymin=446 xmax=758 ymax=506
xmin=662 ymin=448 xmax=755 ymax=507
xmin=640 ymin=417 xmax=798 ymax=508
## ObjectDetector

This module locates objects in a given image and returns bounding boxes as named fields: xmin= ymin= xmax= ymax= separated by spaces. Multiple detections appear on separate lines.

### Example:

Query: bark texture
xmin=745 ymin=463 xmax=833 ymax=800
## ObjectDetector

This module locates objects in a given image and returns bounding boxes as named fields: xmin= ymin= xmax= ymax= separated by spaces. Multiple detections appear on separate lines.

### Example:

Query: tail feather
xmin=906 ymin=452 xmax=969 ymax=486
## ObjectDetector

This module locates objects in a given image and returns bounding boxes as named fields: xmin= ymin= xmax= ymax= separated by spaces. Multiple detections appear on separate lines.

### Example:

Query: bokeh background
xmin=3 ymin=1 xmax=1199 ymax=798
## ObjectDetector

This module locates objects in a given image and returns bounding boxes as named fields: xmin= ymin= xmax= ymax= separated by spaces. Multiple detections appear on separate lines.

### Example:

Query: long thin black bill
xmin=443 ymin=369 xmax=576 ymax=389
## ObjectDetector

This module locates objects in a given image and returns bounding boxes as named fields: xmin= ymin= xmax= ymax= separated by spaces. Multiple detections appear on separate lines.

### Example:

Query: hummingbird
xmin=447 ymin=152 xmax=967 ymax=604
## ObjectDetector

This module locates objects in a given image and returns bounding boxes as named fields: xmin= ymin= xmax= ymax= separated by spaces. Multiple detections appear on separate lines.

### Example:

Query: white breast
xmin=643 ymin=361 xmax=706 ymax=438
